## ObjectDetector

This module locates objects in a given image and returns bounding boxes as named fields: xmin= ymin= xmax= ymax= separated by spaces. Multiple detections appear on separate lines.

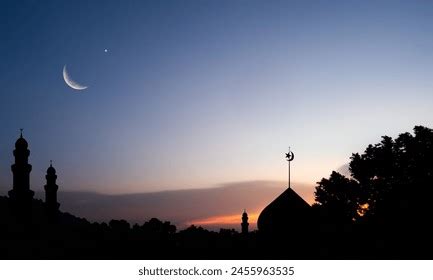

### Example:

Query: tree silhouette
xmin=309 ymin=126 xmax=433 ymax=257
xmin=314 ymin=171 xmax=361 ymax=223
xmin=314 ymin=126 xmax=433 ymax=256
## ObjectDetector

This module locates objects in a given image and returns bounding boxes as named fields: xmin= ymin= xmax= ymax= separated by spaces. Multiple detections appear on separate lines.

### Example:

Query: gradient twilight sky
xmin=1 ymin=0 xmax=433 ymax=195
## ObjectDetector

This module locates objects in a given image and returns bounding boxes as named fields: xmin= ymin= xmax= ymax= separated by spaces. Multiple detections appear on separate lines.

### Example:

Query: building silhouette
xmin=7 ymin=130 xmax=60 ymax=218
xmin=241 ymin=210 xmax=249 ymax=234
xmin=257 ymin=187 xmax=311 ymax=235
xmin=44 ymin=161 xmax=60 ymax=217
xmin=8 ymin=130 xmax=35 ymax=216
xmin=258 ymin=149 xmax=312 ymax=243
xmin=257 ymin=186 xmax=313 ymax=257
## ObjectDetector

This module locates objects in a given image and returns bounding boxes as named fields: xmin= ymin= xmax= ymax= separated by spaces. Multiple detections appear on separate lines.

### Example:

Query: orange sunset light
xmin=188 ymin=212 xmax=260 ymax=229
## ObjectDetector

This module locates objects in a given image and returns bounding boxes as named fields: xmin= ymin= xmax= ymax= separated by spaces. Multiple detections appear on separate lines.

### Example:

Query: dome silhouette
xmin=47 ymin=164 xmax=56 ymax=175
xmin=15 ymin=136 xmax=28 ymax=149
xmin=257 ymin=187 xmax=311 ymax=234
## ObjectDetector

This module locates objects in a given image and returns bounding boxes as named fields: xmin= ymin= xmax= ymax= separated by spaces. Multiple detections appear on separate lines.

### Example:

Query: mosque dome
xmin=257 ymin=187 xmax=311 ymax=234
xmin=47 ymin=164 xmax=56 ymax=175
xmin=15 ymin=135 xmax=28 ymax=149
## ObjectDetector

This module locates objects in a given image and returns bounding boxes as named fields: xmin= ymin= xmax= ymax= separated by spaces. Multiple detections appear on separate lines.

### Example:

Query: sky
xmin=1 ymin=0 xmax=433 ymax=206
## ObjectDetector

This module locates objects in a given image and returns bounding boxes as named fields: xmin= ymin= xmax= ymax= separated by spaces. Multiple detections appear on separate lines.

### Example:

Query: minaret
xmin=8 ymin=129 xmax=34 ymax=215
xmin=241 ymin=209 xmax=249 ymax=234
xmin=44 ymin=161 xmax=60 ymax=216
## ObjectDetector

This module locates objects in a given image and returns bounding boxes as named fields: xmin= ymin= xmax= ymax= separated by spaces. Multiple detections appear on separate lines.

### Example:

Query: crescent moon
xmin=63 ymin=65 xmax=88 ymax=90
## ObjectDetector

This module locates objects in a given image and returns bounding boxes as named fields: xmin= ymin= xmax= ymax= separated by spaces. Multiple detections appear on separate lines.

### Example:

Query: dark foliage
xmin=313 ymin=126 xmax=433 ymax=258
xmin=0 ymin=196 xmax=262 ymax=259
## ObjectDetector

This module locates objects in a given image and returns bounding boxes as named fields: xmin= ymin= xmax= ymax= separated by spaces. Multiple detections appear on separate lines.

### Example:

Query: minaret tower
xmin=44 ymin=161 xmax=60 ymax=215
xmin=8 ymin=129 xmax=34 ymax=214
xmin=241 ymin=209 xmax=249 ymax=234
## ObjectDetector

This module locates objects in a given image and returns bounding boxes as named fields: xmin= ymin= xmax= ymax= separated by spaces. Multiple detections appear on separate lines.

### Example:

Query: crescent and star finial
xmin=286 ymin=147 xmax=294 ymax=189
xmin=285 ymin=149 xmax=294 ymax=162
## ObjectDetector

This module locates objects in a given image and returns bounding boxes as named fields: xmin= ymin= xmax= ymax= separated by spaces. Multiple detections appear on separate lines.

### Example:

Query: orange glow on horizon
xmin=188 ymin=212 xmax=260 ymax=229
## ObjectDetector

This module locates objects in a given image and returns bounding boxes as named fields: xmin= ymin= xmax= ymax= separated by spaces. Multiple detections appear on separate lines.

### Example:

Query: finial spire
xmin=19 ymin=128 xmax=23 ymax=138
xmin=285 ymin=147 xmax=295 ymax=189
xmin=50 ymin=160 xmax=53 ymax=167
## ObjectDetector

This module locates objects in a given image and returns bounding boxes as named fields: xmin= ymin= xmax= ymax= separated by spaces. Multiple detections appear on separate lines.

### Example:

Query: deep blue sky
xmin=1 ymin=0 xmax=433 ymax=195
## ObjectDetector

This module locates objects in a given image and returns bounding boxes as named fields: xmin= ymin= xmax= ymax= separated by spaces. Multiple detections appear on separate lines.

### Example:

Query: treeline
xmin=0 ymin=196 xmax=258 ymax=259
